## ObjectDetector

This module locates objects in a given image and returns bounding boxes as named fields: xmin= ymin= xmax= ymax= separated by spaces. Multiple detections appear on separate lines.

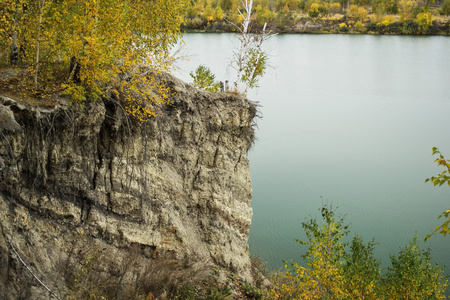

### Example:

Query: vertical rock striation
xmin=0 ymin=73 xmax=257 ymax=299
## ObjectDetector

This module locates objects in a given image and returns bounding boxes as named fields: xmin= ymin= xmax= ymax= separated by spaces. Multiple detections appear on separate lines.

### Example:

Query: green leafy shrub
xmin=270 ymin=204 xmax=448 ymax=299
xmin=241 ymin=49 xmax=268 ymax=91
xmin=318 ymin=4 xmax=330 ymax=16
xmin=339 ymin=22 xmax=349 ymax=32
xmin=343 ymin=236 xmax=382 ymax=298
xmin=309 ymin=3 xmax=320 ymax=18
xmin=415 ymin=9 xmax=433 ymax=31
xmin=384 ymin=237 xmax=447 ymax=299
xmin=189 ymin=65 xmax=220 ymax=92
xmin=355 ymin=20 xmax=367 ymax=32
xmin=444 ymin=0 xmax=450 ymax=16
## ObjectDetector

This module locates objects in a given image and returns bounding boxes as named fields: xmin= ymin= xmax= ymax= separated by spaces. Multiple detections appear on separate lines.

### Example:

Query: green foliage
xmin=426 ymin=147 xmax=450 ymax=188
xmin=339 ymin=22 xmax=350 ymax=32
xmin=241 ymin=49 xmax=268 ymax=91
xmin=399 ymin=0 xmax=419 ymax=21
xmin=299 ymin=205 xmax=349 ymax=267
xmin=220 ymin=0 xmax=233 ymax=11
xmin=309 ymin=3 xmax=321 ymax=18
xmin=205 ymin=285 xmax=232 ymax=299
xmin=271 ymin=205 xmax=350 ymax=299
xmin=349 ymin=4 xmax=359 ymax=18
xmin=189 ymin=65 xmax=220 ymax=92
xmin=297 ymin=204 xmax=349 ymax=298
xmin=255 ymin=4 xmax=276 ymax=25
xmin=355 ymin=20 xmax=367 ymax=32
xmin=275 ymin=11 xmax=289 ymax=28
xmin=353 ymin=0 xmax=371 ymax=6
xmin=384 ymin=237 xmax=448 ymax=299
xmin=348 ymin=4 xmax=369 ymax=21
xmin=425 ymin=147 xmax=450 ymax=241
xmin=343 ymin=236 xmax=381 ymax=298
xmin=443 ymin=0 xmax=450 ymax=16
xmin=270 ymin=204 xmax=448 ymax=299
xmin=331 ymin=2 xmax=342 ymax=13
xmin=318 ymin=3 xmax=330 ymax=15
xmin=241 ymin=279 xmax=263 ymax=298
xmin=415 ymin=6 xmax=433 ymax=31
xmin=412 ymin=5 xmax=423 ymax=18
xmin=378 ymin=14 xmax=397 ymax=26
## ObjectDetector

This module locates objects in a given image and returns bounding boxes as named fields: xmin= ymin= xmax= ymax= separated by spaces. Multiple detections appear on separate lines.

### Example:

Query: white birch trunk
xmin=235 ymin=0 xmax=253 ymax=90
xmin=35 ymin=0 xmax=46 ymax=91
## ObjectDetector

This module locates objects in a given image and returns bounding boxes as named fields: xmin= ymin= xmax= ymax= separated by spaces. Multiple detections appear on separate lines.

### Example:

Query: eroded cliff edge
xmin=0 ymin=73 xmax=257 ymax=299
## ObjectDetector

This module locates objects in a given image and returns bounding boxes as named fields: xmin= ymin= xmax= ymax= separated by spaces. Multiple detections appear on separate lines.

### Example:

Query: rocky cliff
xmin=0 ymin=73 xmax=257 ymax=299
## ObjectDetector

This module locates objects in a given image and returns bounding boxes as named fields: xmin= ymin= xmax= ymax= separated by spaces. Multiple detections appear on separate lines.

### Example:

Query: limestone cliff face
xmin=0 ymin=73 xmax=257 ymax=299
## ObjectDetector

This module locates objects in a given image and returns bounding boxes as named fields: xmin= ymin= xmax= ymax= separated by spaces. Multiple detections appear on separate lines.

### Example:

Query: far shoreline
xmin=181 ymin=19 xmax=450 ymax=36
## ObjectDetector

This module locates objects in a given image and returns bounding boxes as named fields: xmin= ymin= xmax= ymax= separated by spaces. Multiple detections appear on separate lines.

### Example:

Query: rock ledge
xmin=0 ymin=73 xmax=257 ymax=299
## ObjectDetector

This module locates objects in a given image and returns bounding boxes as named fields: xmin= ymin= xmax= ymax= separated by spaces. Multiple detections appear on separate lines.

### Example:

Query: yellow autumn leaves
xmin=0 ymin=0 xmax=187 ymax=121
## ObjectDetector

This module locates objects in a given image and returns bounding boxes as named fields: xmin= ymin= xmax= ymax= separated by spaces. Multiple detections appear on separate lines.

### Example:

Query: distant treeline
xmin=182 ymin=0 xmax=450 ymax=34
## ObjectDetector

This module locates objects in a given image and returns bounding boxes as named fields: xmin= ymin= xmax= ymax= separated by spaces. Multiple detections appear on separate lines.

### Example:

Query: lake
xmin=175 ymin=33 xmax=450 ymax=276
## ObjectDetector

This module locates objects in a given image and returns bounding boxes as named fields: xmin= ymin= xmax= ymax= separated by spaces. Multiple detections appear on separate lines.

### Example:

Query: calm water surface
xmin=176 ymin=33 xmax=450 ymax=275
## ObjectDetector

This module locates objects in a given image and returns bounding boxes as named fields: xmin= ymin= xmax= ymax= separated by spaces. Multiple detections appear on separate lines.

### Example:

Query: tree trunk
xmin=10 ymin=5 xmax=20 ymax=65
xmin=10 ymin=31 xmax=18 ymax=65
xmin=235 ymin=0 xmax=253 ymax=90
xmin=34 ymin=0 xmax=46 ymax=91
xmin=68 ymin=56 xmax=81 ymax=83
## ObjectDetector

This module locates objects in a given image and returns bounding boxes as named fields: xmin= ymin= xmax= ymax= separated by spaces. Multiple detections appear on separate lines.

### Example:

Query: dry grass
xmin=53 ymin=243 xmax=275 ymax=300
xmin=434 ymin=14 xmax=450 ymax=22
xmin=0 ymin=65 xmax=65 ymax=107
xmin=56 ymin=243 xmax=212 ymax=300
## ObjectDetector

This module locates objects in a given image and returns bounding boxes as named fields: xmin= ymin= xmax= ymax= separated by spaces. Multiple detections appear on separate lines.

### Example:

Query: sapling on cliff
xmin=189 ymin=65 xmax=220 ymax=92
xmin=189 ymin=1 xmax=274 ymax=96
xmin=229 ymin=0 xmax=276 ymax=95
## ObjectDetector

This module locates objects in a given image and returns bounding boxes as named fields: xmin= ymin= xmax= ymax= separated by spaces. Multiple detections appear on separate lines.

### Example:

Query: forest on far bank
xmin=182 ymin=0 xmax=450 ymax=34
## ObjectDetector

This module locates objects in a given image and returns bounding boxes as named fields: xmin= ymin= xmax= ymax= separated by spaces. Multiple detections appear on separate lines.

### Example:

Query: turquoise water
xmin=176 ymin=33 xmax=450 ymax=275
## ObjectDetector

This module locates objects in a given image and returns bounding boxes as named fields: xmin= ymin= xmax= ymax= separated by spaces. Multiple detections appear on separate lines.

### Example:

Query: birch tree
xmin=230 ymin=0 xmax=276 ymax=95
xmin=0 ymin=0 xmax=188 ymax=120
xmin=33 ymin=0 xmax=46 ymax=90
